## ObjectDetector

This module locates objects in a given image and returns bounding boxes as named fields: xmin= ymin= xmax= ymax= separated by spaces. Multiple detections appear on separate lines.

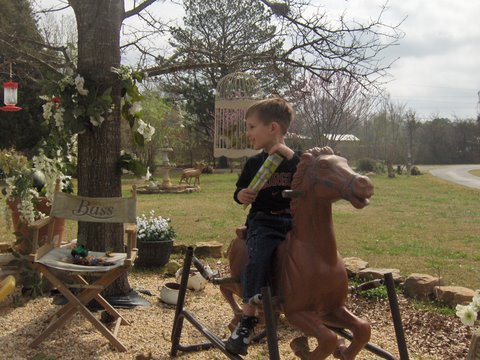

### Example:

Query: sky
xmin=319 ymin=0 xmax=480 ymax=120
xmin=38 ymin=0 xmax=480 ymax=120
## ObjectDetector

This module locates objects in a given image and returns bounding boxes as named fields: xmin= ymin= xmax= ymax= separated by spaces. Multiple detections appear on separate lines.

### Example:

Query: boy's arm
xmin=234 ymin=159 xmax=255 ymax=204
xmin=268 ymin=143 xmax=294 ymax=160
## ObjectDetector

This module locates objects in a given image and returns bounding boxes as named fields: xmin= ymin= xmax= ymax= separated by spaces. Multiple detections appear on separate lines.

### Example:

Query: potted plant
xmin=0 ymin=148 xmax=72 ymax=254
xmin=136 ymin=210 xmax=176 ymax=267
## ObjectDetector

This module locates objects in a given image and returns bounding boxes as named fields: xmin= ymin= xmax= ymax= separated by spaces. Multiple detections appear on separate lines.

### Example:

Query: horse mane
xmin=290 ymin=146 xmax=335 ymax=213
xmin=291 ymin=146 xmax=334 ymax=190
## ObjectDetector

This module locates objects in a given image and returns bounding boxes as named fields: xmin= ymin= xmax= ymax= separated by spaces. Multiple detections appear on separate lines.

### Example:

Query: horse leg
xmin=286 ymin=310 xmax=338 ymax=360
xmin=219 ymin=283 xmax=243 ymax=332
xmin=323 ymin=306 xmax=371 ymax=360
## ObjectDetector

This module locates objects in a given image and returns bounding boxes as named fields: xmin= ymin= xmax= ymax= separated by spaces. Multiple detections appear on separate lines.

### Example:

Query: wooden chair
xmin=28 ymin=181 xmax=137 ymax=352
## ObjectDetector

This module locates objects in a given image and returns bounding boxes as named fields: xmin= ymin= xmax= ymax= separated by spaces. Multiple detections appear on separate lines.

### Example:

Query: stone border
xmin=344 ymin=257 xmax=476 ymax=308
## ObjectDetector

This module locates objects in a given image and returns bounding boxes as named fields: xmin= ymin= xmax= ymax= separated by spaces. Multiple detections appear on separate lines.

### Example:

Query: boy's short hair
xmin=245 ymin=97 xmax=294 ymax=135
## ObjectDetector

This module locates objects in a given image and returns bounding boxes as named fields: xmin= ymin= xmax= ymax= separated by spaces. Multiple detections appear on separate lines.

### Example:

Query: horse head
xmin=284 ymin=146 xmax=374 ymax=210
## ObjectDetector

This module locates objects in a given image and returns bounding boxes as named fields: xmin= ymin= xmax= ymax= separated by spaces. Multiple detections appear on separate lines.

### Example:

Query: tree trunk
xmin=70 ymin=0 xmax=130 ymax=296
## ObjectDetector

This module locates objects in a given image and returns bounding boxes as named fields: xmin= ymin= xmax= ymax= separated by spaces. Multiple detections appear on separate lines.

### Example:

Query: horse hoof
xmin=333 ymin=338 xmax=347 ymax=359
xmin=290 ymin=336 xmax=309 ymax=359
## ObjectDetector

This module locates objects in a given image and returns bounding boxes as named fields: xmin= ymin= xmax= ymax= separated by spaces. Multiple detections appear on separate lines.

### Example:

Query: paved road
xmin=423 ymin=164 xmax=480 ymax=190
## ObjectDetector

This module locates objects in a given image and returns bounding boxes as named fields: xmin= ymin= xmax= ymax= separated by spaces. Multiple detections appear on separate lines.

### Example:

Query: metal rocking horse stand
xmin=170 ymin=248 xmax=409 ymax=359
xmin=170 ymin=246 xmax=280 ymax=359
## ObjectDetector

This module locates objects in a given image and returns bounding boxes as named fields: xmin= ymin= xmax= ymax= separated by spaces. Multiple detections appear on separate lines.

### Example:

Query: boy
xmin=225 ymin=97 xmax=300 ymax=355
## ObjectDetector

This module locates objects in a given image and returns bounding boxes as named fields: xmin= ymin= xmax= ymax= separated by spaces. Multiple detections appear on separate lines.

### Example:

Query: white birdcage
xmin=214 ymin=72 xmax=262 ymax=158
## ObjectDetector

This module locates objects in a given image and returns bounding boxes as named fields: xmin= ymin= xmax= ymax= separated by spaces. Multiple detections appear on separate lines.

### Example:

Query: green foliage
xmin=412 ymin=299 xmax=456 ymax=316
xmin=349 ymin=278 xmax=389 ymax=300
xmin=410 ymin=166 xmax=422 ymax=176
xmin=0 ymin=148 xmax=29 ymax=179
xmin=12 ymin=251 xmax=43 ymax=298
xmin=41 ymin=75 xmax=113 ymax=137
xmin=0 ymin=0 xmax=52 ymax=151
xmin=165 ymin=0 xmax=290 ymax=155
xmin=118 ymin=151 xmax=147 ymax=177
xmin=128 ymin=91 xmax=175 ymax=168
xmin=114 ymin=66 xmax=146 ymax=135
xmin=355 ymin=158 xmax=384 ymax=173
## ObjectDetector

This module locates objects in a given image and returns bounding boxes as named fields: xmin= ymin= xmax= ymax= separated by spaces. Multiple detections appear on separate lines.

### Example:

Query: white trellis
xmin=214 ymin=72 xmax=262 ymax=158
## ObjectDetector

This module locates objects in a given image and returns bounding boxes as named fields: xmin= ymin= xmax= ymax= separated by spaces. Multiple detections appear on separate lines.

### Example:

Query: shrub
xmin=410 ymin=166 xmax=422 ymax=176
xmin=356 ymin=158 xmax=384 ymax=174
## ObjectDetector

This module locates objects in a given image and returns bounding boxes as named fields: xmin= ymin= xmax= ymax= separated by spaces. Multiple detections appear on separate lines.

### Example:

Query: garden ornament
xmin=221 ymin=147 xmax=374 ymax=360
xmin=175 ymin=266 xmax=210 ymax=291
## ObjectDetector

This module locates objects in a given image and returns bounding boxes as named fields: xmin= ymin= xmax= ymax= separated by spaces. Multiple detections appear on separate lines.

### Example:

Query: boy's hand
xmin=238 ymin=188 xmax=257 ymax=205
xmin=269 ymin=143 xmax=294 ymax=160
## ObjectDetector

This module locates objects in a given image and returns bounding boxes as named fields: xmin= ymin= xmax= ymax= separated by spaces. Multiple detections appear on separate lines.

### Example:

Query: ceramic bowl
xmin=160 ymin=282 xmax=180 ymax=305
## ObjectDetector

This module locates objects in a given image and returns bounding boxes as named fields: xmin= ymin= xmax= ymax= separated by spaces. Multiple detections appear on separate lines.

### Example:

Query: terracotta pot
xmin=7 ymin=197 xmax=65 ymax=254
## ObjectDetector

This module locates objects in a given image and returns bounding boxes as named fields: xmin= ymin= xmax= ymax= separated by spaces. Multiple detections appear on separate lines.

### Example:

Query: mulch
xmin=0 ymin=270 xmax=472 ymax=360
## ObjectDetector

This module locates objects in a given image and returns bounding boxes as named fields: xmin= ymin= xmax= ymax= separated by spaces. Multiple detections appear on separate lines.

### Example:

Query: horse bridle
xmin=284 ymin=167 xmax=361 ymax=201
xmin=317 ymin=172 xmax=360 ymax=201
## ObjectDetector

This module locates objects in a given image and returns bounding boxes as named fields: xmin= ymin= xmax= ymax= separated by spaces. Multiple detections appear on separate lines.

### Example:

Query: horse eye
xmin=318 ymin=159 xmax=329 ymax=169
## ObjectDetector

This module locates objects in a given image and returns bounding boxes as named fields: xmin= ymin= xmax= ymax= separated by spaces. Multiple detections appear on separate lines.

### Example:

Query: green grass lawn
xmin=469 ymin=169 xmax=480 ymax=177
xmin=2 ymin=171 xmax=479 ymax=290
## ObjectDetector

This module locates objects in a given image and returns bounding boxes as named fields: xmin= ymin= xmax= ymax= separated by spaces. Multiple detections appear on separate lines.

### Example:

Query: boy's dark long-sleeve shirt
xmin=234 ymin=151 xmax=300 ymax=214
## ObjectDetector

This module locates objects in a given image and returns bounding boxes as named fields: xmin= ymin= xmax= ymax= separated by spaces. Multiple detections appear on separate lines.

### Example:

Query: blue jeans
xmin=242 ymin=211 xmax=292 ymax=303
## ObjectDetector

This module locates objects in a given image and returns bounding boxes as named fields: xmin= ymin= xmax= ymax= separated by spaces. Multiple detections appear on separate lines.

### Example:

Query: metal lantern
xmin=214 ymin=72 xmax=262 ymax=158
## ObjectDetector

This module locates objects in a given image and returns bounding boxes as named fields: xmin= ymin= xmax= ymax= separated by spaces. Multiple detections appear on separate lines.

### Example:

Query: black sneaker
xmin=225 ymin=315 xmax=258 ymax=355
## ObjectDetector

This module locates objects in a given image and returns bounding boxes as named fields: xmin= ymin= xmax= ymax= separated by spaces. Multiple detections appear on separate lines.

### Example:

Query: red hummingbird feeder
xmin=1 ymin=62 xmax=22 ymax=112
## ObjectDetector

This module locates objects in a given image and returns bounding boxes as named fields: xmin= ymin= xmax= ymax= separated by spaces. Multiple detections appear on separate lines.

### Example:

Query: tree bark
xmin=70 ymin=0 xmax=130 ymax=296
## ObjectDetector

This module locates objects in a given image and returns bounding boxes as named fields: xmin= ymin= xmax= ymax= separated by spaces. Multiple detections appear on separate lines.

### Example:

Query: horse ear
xmin=282 ymin=189 xmax=305 ymax=198
xmin=300 ymin=152 xmax=313 ymax=162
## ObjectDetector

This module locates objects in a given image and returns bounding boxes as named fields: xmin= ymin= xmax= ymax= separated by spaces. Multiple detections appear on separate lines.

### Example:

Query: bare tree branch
xmin=123 ymin=0 xmax=159 ymax=20
xmin=0 ymin=37 xmax=63 ymax=77
xmin=31 ymin=0 xmax=70 ymax=15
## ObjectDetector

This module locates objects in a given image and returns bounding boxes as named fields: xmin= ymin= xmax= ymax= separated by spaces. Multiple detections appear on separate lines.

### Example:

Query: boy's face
xmin=245 ymin=113 xmax=276 ymax=151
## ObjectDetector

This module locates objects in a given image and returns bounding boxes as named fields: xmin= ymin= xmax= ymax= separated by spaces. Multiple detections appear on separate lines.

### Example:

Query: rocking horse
xmin=220 ymin=147 xmax=374 ymax=360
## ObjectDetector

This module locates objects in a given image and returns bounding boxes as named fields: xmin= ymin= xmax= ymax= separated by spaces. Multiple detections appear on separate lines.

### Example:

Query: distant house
xmin=323 ymin=133 xmax=360 ymax=142
xmin=322 ymin=134 xmax=360 ymax=159
xmin=285 ymin=132 xmax=361 ymax=159
xmin=285 ymin=132 xmax=313 ymax=151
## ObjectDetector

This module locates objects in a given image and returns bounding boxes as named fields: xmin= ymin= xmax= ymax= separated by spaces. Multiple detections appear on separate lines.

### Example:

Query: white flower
xmin=456 ymin=304 xmax=477 ymax=327
xmin=42 ymin=102 xmax=53 ymax=120
xmin=136 ymin=119 xmax=156 ymax=142
xmin=111 ymin=65 xmax=132 ymax=81
xmin=456 ymin=289 xmax=480 ymax=331
xmin=53 ymin=107 xmax=65 ymax=130
xmin=74 ymin=75 xmax=89 ymax=96
xmin=89 ymin=114 xmax=105 ymax=127
xmin=19 ymin=194 xmax=36 ymax=224
xmin=129 ymin=101 xmax=142 ymax=115
xmin=58 ymin=75 xmax=74 ymax=91
xmin=136 ymin=210 xmax=175 ymax=242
